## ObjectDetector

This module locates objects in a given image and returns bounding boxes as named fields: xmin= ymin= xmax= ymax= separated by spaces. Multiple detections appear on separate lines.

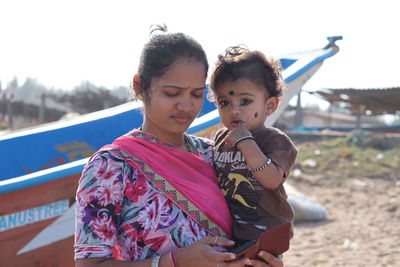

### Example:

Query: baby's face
xmin=214 ymin=79 xmax=275 ymax=131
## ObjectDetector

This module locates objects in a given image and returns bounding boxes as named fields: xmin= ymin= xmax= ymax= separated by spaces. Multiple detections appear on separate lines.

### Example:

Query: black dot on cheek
xmin=254 ymin=112 xmax=258 ymax=118
xmin=228 ymin=90 xmax=234 ymax=96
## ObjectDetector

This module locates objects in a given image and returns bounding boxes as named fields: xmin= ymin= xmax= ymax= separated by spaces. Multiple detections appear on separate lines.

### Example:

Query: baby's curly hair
xmin=209 ymin=45 xmax=285 ymax=101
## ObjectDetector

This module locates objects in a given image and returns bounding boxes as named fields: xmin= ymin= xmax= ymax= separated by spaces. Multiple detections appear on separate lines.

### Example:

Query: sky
xmin=1 ymin=0 xmax=399 ymax=107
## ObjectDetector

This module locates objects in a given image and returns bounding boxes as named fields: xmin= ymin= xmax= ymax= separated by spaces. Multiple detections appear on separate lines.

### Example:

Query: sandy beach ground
xmin=284 ymin=173 xmax=400 ymax=267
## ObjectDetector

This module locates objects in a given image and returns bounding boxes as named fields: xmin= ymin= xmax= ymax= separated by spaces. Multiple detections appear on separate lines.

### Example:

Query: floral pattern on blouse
xmin=74 ymin=132 xmax=215 ymax=261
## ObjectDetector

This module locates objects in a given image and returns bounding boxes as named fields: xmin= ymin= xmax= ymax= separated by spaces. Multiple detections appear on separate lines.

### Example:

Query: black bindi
xmin=254 ymin=112 xmax=258 ymax=118
xmin=228 ymin=90 xmax=234 ymax=96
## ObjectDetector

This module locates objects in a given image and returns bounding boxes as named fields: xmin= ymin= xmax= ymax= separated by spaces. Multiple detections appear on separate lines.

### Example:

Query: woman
xmin=74 ymin=28 xmax=283 ymax=267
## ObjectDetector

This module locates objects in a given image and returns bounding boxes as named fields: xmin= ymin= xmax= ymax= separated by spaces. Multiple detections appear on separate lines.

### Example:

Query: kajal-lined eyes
xmin=192 ymin=92 xmax=204 ymax=98
xmin=240 ymin=98 xmax=252 ymax=106
xmin=164 ymin=91 xmax=204 ymax=98
xmin=218 ymin=98 xmax=252 ymax=107
xmin=218 ymin=100 xmax=229 ymax=107
xmin=164 ymin=92 xmax=179 ymax=97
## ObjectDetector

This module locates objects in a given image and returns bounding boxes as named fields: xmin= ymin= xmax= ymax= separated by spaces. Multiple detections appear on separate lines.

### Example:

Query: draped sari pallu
xmin=100 ymin=132 xmax=232 ymax=238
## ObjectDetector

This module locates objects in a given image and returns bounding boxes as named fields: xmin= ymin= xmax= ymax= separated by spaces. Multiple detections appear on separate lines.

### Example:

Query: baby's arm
xmin=224 ymin=123 xmax=284 ymax=190
xmin=236 ymin=137 xmax=283 ymax=190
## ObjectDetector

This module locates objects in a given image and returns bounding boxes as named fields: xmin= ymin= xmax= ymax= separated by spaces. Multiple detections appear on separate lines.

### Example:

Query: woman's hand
xmin=246 ymin=251 xmax=283 ymax=267
xmin=176 ymin=236 xmax=250 ymax=267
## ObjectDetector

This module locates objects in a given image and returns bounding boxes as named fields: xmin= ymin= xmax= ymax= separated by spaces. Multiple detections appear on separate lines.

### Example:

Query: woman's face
xmin=141 ymin=57 xmax=206 ymax=141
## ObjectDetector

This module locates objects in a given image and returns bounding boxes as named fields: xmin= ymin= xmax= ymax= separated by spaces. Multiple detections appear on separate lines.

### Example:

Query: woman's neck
xmin=141 ymin=124 xmax=186 ymax=148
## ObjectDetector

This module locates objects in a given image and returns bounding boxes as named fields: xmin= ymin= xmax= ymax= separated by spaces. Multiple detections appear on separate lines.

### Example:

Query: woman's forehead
xmin=154 ymin=58 xmax=206 ymax=86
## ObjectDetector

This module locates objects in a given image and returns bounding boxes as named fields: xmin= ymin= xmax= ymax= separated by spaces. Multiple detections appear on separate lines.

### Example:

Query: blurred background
xmin=1 ymin=0 xmax=399 ymax=131
xmin=0 ymin=1 xmax=399 ymax=266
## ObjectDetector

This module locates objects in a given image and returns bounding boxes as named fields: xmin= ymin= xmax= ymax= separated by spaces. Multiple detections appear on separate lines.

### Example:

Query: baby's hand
xmin=224 ymin=123 xmax=252 ymax=146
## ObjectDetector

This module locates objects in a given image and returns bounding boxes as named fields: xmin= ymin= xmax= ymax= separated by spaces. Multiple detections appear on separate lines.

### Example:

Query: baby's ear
xmin=132 ymin=74 xmax=144 ymax=100
xmin=265 ymin=96 xmax=279 ymax=115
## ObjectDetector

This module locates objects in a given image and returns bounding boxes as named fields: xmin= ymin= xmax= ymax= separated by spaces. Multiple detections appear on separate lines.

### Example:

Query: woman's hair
xmin=209 ymin=45 xmax=285 ymax=101
xmin=135 ymin=24 xmax=208 ymax=100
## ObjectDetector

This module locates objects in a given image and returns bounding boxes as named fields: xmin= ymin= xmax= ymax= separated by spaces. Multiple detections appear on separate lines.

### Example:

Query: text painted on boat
xmin=0 ymin=199 xmax=69 ymax=232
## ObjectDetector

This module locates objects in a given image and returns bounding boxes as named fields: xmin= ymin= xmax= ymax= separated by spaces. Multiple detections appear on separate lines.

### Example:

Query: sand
xmin=284 ymin=173 xmax=400 ymax=266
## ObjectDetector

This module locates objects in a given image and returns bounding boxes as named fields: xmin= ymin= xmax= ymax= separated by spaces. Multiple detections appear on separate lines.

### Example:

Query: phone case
xmin=234 ymin=222 xmax=291 ymax=259
xmin=230 ymin=240 xmax=257 ymax=254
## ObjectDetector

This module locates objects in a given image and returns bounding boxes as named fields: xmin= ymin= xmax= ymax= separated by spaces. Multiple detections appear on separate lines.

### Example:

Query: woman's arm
xmin=76 ymin=257 xmax=154 ymax=267
xmin=74 ymin=153 xmax=126 ymax=261
xmin=76 ymin=236 xmax=251 ymax=267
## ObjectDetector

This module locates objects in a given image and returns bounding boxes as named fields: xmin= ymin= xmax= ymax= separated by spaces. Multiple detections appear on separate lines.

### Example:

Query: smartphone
xmin=230 ymin=222 xmax=291 ymax=259
xmin=230 ymin=240 xmax=256 ymax=254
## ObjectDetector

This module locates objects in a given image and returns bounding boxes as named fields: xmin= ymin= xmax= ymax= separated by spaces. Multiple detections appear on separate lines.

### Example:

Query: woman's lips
xmin=172 ymin=115 xmax=192 ymax=124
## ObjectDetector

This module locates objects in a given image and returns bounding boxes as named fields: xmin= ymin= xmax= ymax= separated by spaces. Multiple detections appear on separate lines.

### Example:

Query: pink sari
xmin=101 ymin=130 xmax=232 ymax=238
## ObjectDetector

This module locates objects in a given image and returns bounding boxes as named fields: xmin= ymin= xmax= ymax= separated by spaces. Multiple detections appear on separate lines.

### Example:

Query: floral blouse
xmin=74 ymin=133 xmax=215 ymax=261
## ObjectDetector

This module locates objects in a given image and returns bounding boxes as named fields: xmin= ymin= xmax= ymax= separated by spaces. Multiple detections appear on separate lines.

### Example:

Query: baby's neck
xmin=250 ymin=124 xmax=267 ymax=133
